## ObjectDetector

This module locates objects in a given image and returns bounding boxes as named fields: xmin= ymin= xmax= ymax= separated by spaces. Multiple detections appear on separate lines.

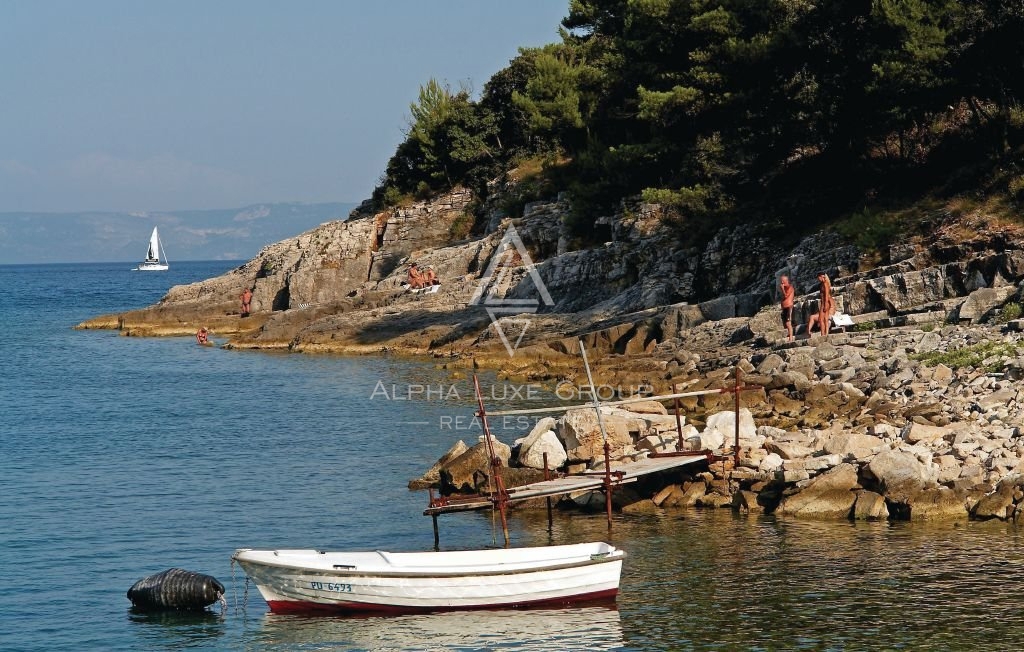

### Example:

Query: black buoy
xmin=127 ymin=568 xmax=225 ymax=612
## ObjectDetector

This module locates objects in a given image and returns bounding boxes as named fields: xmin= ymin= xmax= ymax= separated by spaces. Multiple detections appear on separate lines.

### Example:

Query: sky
xmin=0 ymin=1 xmax=569 ymax=214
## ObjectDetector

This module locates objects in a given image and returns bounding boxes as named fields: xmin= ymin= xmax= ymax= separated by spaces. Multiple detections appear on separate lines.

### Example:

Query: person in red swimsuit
xmin=240 ymin=288 xmax=253 ymax=317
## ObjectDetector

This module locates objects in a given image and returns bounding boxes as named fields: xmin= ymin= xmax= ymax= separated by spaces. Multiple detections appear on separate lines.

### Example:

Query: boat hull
xmin=136 ymin=262 xmax=168 ymax=271
xmin=232 ymin=543 xmax=623 ymax=615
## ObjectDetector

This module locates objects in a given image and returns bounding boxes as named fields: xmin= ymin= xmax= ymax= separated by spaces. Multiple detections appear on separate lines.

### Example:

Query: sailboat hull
xmin=136 ymin=262 xmax=169 ymax=271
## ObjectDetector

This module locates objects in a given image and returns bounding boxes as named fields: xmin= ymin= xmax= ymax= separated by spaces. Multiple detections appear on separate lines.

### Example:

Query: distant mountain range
xmin=0 ymin=202 xmax=359 ymax=264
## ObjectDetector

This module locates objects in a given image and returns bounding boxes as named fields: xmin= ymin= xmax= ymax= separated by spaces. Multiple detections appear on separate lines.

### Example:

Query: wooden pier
xmin=424 ymin=453 xmax=712 ymax=516
xmin=424 ymin=342 xmax=758 ymax=547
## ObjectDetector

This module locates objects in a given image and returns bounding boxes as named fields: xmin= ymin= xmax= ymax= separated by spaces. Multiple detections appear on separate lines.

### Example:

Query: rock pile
xmin=415 ymin=320 xmax=1024 ymax=523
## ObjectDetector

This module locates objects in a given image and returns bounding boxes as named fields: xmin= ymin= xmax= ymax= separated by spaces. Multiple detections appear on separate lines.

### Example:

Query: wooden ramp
xmin=424 ymin=453 xmax=710 ymax=516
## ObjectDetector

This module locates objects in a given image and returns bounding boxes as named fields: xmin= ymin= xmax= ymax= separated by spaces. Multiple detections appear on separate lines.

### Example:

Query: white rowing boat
xmin=231 ymin=542 xmax=624 ymax=614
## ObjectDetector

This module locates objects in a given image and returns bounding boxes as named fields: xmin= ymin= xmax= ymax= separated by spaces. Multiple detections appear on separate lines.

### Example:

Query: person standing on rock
xmin=240 ymin=287 xmax=253 ymax=317
xmin=780 ymin=274 xmax=795 ymax=342
xmin=807 ymin=272 xmax=834 ymax=336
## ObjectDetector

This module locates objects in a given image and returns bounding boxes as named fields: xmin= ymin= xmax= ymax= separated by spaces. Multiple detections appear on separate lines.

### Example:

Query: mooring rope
xmin=230 ymin=557 xmax=238 ymax=613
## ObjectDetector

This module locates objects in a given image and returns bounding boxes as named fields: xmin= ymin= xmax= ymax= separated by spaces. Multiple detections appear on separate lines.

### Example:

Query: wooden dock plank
xmin=424 ymin=454 xmax=708 ymax=516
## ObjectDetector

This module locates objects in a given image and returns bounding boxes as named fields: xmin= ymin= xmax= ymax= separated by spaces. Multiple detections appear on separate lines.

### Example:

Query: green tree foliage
xmin=374 ymin=80 xmax=498 ymax=205
xmin=373 ymin=0 xmax=1022 ymax=234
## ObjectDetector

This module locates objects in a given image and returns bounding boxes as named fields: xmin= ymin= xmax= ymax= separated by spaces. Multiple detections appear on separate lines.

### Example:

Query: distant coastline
xmin=0 ymin=201 xmax=357 ymax=265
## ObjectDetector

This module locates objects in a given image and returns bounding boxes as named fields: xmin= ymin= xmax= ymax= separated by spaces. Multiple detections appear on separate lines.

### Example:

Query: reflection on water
xmin=127 ymin=608 xmax=227 ymax=649
xmin=10 ymin=262 xmax=1024 ymax=650
xmin=226 ymin=510 xmax=1024 ymax=650
xmin=512 ymin=510 xmax=1024 ymax=651
xmin=249 ymin=605 xmax=624 ymax=651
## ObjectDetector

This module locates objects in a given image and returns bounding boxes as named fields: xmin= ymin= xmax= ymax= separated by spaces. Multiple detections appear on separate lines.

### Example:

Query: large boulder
xmin=559 ymin=408 xmax=634 ymax=464
xmin=777 ymin=463 xmax=859 ymax=519
xmin=765 ymin=440 xmax=815 ymax=460
xmin=906 ymin=487 xmax=968 ymax=520
xmin=901 ymin=423 xmax=951 ymax=445
xmin=819 ymin=432 xmax=884 ymax=461
xmin=409 ymin=440 xmax=469 ymax=490
xmin=867 ymin=268 xmax=948 ymax=313
xmin=701 ymin=408 xmax=760 ymax=451
xmin=517 ymin=430 xmax=567 ymax=471
xmin=439 ymin=436 xmax=512 ymax=494
xmin=972 ymin=475 xmax=1024 ymax=520
xmin=956 ymin=286 xmax=1017 ymax=323
xmin=853 ymin=490 xmax=889 ymax=520
xmin=864 ymin=448 xmax=939 ymax=501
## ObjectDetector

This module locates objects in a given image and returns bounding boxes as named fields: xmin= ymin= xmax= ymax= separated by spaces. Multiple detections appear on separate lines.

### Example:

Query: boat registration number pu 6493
xmin=310 ymin=581 xmax=352 ymax=592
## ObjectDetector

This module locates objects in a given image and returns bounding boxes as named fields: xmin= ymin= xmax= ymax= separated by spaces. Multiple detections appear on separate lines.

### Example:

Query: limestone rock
xmin=819 ymin=432 xmax=884 ymax=461
xmin=625 ymin=400 xmax=668 ymax=415
xmin=733 ymin=490 xmax=764 ymax=513
xmin=956 ymin=286 xmax=1017 ymax=323
xmin=439 ymin=437 xmax=511 ymax=494
xmin=702 ymin=408 xmax=760 ymax=451
xmin=759 ymin=452 xmax=784 ymax=472
xmin=972 ymin=476 xmax=1024 ymax=520
xmin=559 ymin=408 xmax=633 ymax=464
xmin=853 ymin=491 xmax=889 ymax=520
xmin=864 ymin=448 xmax=939 ymax=501
xmin=901 ymin=422 xmax=950 ymax=445
xmin=777 ymin=463 xmax=859 ymax=519
xmin=518 ymin=430 xmax=567 ymax=471
xmin=906 ymin=487 xmax=967 ymax=520
xmin=765 ymin=440 xmax=815 ymax=460
xmin=409 ymin=440 xmax=469 ymax=490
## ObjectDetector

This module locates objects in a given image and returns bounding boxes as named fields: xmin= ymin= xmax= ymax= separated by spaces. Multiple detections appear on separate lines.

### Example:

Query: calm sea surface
xmin=3 ymin=261 xmax=1024 ymax=651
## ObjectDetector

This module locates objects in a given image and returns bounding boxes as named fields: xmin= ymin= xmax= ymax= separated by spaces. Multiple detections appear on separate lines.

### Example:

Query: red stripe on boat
xmin=266 ymin=588 xmax=618 ymax=615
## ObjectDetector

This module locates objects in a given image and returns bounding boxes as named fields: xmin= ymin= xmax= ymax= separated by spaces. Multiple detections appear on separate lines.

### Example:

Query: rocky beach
xmin=77 ymin=185 xmax=1024 ymax=523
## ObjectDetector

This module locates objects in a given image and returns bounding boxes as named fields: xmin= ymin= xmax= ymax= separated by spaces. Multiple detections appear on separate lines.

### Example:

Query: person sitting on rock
xmin=407 ymin=262 xmax=425 ymax=289
xmin=422 ymin=265 xmax=439 ymax=286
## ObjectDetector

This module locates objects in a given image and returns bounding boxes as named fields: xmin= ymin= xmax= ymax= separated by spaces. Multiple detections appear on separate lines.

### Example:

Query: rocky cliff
xmin=77 ymin=183 xmax=1024 ymax=521
xmin=78 ymin=186 xmax=1024 ymax=367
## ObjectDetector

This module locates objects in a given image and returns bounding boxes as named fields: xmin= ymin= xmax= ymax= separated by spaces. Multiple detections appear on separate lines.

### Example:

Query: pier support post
xmin=672 ymin=383 xmax=684 ymax=451
xmin=544 ymin=452 xmax=553 ymax=532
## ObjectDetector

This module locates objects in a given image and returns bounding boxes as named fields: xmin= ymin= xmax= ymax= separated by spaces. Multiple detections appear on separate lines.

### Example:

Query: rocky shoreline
xmin=415 ymin=320 xmax=1024 ymax=523
xmin=74 ymin=184 xmax=1024 ymax=521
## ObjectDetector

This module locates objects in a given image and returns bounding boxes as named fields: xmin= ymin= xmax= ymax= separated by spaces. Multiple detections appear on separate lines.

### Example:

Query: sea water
xmin=2 ymin=262 xmax=1024 ymax=651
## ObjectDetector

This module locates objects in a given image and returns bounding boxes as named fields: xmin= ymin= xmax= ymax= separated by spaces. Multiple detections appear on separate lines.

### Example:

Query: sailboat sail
xmin=136 ymin=227 xmax=169 ymax=271
xmin=146 ymin=228 xmax=160 ymax=262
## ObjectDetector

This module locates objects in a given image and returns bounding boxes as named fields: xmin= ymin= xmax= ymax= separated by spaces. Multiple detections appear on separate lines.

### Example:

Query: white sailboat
xmin=135 ymin=227 xmax=169 ymax=271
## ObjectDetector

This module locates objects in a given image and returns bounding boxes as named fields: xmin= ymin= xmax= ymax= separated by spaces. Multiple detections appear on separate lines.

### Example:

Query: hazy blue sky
xmin=0 ymin=1 xmax=568 ymax=213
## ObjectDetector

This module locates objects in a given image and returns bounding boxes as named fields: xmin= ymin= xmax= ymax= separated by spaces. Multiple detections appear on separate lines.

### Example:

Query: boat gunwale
xmin=232 ymin=549 xmax=625 ymax=580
